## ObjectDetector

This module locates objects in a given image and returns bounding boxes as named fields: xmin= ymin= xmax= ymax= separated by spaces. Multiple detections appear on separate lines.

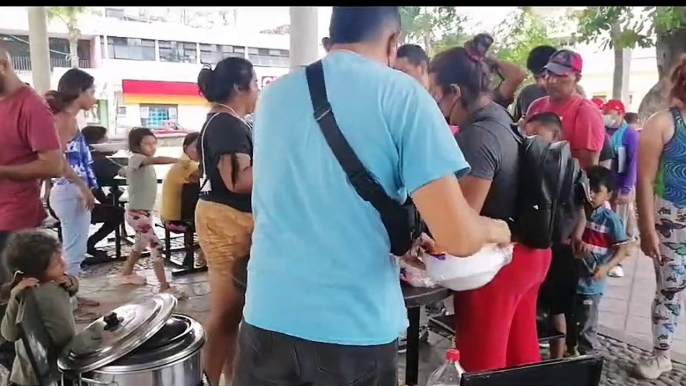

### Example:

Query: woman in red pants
xmin=428 ymin=46 xmax=552 ymax=372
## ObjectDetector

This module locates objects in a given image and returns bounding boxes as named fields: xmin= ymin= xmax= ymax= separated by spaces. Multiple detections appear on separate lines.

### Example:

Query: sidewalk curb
xmin=600 ymin=325 xmax=686 ymax=365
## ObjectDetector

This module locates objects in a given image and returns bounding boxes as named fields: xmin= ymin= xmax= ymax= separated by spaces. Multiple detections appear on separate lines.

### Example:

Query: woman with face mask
xmin=427 ymin=47 xmax=552 ymax=372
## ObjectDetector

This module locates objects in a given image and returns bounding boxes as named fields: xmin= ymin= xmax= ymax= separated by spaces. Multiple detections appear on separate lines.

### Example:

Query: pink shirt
xmin=527 ymin=94 xmax=605 ymax=153
xmin=0 ymin=87 xmax=60 ymax=231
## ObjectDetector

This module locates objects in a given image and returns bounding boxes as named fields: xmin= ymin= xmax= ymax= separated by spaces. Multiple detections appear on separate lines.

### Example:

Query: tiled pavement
xmin=66 ymin=245 xmax=686 ymax=386
xmin=599 ymin=246 xmax=686 ymax=358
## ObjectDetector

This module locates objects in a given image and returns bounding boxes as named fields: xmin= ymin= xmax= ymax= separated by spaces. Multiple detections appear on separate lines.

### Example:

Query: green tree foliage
xmin=47 ymin=7 xmax=88 ymax=68
xmin=399 ymin=7 xmax=470 ymax=56
xmin=574 ymin=7 xmax=686 ymax=118
xmin=490 ymin=8 xmax=560 ymax=81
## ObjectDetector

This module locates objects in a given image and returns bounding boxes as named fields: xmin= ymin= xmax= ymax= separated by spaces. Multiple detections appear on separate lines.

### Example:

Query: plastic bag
xmin=423 ymin=244 xmax=514 ymax=291
xmin=398 ymin=255 xmax=438 ymax=288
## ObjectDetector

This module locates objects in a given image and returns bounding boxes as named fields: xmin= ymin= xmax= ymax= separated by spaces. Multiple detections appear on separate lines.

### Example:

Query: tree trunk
xmin=638 ymin=28 xmax=686 ymax=121
xmin=423 ymin=33 xmax=432 ymax=53
xmin=611 ymin=23 xmax=624 ymax=100
xmin=69 ymin=39 xmax=79 ymax=68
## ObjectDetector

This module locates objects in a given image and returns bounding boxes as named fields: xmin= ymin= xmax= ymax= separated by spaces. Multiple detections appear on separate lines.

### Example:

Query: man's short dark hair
xmin=329 ymin=7 xmax=401 ymax=45
xmin=81 ymin=125 xmax=108 ymax=145
xmin=625 ymin=112 xmax=639 ymax=125
xmin=397 ymin=44 xmax=429 ymax=66
xmin=526 ymin=112 xmax=562 ymax=129
xmin=527 ymin=45 xmax=557 ymax=76
xmin=587 ymin=165 xmax=616 ymax=193
xmin=526 ymin=112 xmax=562 ymax=139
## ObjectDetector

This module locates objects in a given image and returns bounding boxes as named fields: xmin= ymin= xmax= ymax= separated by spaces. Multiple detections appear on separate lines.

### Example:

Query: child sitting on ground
xmin=0 ymin=230 xmax=78 ymax=386
xmin=567 ymin=166 xmax=629 ymax=356
xmin=122 ymin=128 xmax=186 ymax=299
xmin=523 ymin=111 xmax=562 ymax=142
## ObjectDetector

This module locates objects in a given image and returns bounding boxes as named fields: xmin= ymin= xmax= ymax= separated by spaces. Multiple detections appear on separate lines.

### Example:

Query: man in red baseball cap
xmin=527 ymin=50 xmax=605 ymax=169
xmin=602 ymin=99 xmax=639 ymax=278
xmin=527 ymin=49 xmax=606 ymax=360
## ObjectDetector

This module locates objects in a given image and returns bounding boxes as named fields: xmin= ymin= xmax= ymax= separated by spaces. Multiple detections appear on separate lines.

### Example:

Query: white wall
xmin=575 ymin=46 xmax=659 ymax=111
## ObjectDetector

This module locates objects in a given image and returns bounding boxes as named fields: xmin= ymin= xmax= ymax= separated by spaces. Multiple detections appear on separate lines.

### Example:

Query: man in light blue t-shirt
xmin=234 ymin=7 xmax=511 ymax=386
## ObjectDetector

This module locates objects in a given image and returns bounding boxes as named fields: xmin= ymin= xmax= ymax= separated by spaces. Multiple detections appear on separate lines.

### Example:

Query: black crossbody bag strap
xmin=305 ymin=60 xmax=413 ymax=255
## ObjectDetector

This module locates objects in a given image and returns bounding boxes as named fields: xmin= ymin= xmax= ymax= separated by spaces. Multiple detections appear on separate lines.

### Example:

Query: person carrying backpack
xmin=428 ymin=45 xmax=584 ymax=372
xmin=526 ymin=49 xmax=606 ymax=359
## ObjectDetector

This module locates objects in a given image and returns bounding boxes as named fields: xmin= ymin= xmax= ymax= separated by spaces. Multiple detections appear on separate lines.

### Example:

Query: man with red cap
xmin=527 ymin=49 xmax=606 ymax=359
xmin=602 ymin=99 xmax=639 ymax=278
xmin=527 ymin=50 xmax=605 ymax=169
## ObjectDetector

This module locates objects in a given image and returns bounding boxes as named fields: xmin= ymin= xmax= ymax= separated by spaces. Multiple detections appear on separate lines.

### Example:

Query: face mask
xmin=603 ymin=114 xmax=615 ymax=127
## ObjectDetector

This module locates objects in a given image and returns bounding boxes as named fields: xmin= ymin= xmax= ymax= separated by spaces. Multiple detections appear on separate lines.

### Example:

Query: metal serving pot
xmin=58 ymin=294 xmax=206 ymax=386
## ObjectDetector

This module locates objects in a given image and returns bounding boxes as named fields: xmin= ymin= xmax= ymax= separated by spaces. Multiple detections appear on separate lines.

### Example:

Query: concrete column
xmin=621 ymin=49 xmax=632 ymax=109
xmin=27 ymin=7 xmax=51 ymax=94
xmin=92 ymin=36 xmax=102 ymax=68
xmin=289 ymin=7 xmax=319 ymax=72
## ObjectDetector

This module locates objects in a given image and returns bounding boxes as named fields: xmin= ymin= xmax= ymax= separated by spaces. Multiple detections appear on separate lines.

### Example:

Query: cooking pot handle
xmin=79 ymin=376 xmax=118 ymax=386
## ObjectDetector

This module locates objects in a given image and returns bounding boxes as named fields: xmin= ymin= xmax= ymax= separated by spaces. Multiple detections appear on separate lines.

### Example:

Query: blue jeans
xmin=50 ymin=183 xmax=91 ymax=276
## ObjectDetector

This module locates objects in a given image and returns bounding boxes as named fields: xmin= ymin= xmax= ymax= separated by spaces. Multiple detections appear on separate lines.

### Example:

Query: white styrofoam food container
xmin=424 ymin=243 xmax=514 ymax=292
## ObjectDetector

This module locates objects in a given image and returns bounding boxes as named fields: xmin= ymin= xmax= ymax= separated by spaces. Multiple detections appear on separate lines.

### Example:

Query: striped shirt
xmin=578 ymin=205 xmax=628 ymax=295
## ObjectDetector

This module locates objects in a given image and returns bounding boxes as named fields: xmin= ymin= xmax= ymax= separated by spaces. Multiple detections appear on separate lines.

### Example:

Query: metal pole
xmin=27 ymin=7 xmax=52 ymax=94
xmin=289 ymin=7 xmax=319 ymax=72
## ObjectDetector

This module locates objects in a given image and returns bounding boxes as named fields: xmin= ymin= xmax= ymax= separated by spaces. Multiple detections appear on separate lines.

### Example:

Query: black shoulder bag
xmin=305 ymin=60 xmax=417 ymax=256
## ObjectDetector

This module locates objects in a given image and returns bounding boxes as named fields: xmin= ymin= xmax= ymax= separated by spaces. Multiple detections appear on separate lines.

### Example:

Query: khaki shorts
xmin=195 ymin=200 xmax=253 ymax=279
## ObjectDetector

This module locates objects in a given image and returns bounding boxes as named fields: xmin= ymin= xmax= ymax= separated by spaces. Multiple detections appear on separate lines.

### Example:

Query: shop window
xmin=159 ymin=40 xmax=198 ymax=63
xmin=107 ymin=37 xmax=155 ymax=61
xmin=199 ymin=44 xmax=245 ymax=65
xmin=140 ymin=105 xmax=178 ymax=129
xmin=247 ymin=47 xmax=289 ymax=67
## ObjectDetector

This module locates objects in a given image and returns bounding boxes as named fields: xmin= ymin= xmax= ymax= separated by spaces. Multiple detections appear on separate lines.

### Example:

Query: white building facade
xmin=0 ymin=7 xmax=293 ymax=133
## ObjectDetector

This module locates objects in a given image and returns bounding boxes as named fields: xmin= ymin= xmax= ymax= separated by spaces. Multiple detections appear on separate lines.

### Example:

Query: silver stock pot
xmin=58 ymin=294 xmax=205 ymax=386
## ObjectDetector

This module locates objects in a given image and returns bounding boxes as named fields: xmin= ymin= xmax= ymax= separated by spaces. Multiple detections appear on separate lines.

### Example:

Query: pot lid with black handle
xmin=58 ymin=293 xmax=177 ymax=373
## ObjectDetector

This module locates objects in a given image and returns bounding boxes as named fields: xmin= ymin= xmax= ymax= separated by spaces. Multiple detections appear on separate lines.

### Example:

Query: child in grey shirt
xmin=121 ymin=128 xmax=186 ymax=299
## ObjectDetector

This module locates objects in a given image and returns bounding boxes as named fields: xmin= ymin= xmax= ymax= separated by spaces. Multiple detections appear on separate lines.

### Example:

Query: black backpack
xmin=471 ymin=109 xmax=587 ymax=249
xmin=509 ymin=125 xmax=587 ymax=248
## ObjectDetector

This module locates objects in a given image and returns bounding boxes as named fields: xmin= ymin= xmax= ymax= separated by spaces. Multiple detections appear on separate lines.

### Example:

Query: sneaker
xmin=634 ymin=354 xmax=673 ymax=379
xmin=564 ymin=347 xmax=580 ymax=358
xmin=608 ymin=265 xmax=624 ymax=278
xmin=82 ymin=249 xmax=112 ymax=266
xmin=539 ymin=341 xmax=550 ymax=349
xmin=120 ymin=273 xmax=147 ymax=286
xmin=160 ymin=285 xmax=189 ymax=300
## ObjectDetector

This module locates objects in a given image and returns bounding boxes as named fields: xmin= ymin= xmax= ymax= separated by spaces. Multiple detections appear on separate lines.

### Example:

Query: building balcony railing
xmin=11 ymin=56 xmax=93 ymax=73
